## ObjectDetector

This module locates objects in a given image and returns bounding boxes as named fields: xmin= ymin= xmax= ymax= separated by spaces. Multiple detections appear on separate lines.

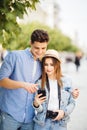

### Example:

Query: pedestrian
xmin=0 ymin=29 xmax=79 ymax=130
xmin=33 ymin=49 xmax=76 ymax=130
xmin=74 ymin=55 xmax=81 ymax=71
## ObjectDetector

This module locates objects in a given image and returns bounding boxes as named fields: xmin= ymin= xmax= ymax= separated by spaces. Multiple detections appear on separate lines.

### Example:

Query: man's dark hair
xmin=31 ymin=29 xmax=49 ymax=43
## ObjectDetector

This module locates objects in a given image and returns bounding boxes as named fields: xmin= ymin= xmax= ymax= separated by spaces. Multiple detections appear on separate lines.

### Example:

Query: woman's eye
xmin=50 ymin=63 xmax=54 ymax=66
xmin=44 ymin=64 xmax=48 ymax=66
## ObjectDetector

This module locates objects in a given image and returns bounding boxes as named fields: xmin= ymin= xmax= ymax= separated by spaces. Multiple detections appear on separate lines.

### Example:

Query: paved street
xmin=62 ymin=59 xmax=87 ymax=130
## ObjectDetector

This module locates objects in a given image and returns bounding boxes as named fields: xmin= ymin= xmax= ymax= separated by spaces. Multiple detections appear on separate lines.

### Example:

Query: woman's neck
xmin=48 ymin=75 xmax=56 ymax=80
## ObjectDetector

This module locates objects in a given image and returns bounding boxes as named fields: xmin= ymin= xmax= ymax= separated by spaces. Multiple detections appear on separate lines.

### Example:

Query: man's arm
xmin=0 ymin=78 xmax=38 ymax=93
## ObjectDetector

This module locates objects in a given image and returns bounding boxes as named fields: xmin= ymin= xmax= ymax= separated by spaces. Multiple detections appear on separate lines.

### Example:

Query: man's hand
xmin=72 ymin=88 xmax=79 ymax=99
xmin=23 ymin=83 xmax=38 ymax=93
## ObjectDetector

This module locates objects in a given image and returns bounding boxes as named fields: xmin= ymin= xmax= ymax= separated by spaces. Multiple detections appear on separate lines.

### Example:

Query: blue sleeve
xmin=62 ymin=76 xmax=73 ymax=92
xmin=0 ymin=52 xmax=16 ymax=80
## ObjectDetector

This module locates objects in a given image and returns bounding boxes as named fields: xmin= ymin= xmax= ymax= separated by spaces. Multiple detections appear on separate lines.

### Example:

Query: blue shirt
xmin=0 ymin=48 xmax=42 ymax=123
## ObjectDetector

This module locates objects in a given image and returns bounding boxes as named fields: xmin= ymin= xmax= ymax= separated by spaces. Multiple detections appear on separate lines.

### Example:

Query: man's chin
xmin=34 ymin=56 xmax=40 ymax=60
xmin=36 ymin=54 xmax=44 ymax=60
xmin=39 ymin=55 xmax=45 ymax=60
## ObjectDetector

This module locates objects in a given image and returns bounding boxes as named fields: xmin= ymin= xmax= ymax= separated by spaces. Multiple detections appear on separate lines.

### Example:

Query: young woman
xmin=33 ymin=49 xmax=75 ymax=130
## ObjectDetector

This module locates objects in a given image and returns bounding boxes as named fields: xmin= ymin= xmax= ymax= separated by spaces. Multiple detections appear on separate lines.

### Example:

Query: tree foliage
xmin=0 ymin=1 xmax=80 ymax=52
xmin=0 ymin=0 xmax=39 ymax=48
xmin=4 ymin=22 xmax=80 ymax=52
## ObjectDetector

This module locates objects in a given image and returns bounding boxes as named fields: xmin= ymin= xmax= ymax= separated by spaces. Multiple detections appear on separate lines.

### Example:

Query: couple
xmin=0 ymin=29 xmax=79 ymax=130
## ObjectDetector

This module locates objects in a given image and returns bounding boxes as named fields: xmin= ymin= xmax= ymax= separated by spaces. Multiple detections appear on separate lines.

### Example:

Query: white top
xmin=32 ymin=60 xmax=37 ymax=78
xmin=48 ymin=79 xmax=59 ymax=111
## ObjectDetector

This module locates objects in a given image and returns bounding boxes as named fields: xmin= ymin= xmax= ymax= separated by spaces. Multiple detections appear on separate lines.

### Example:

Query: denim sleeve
xmin=33 ymin=103 xmax=43 ymax=113
xmin=63 ymin=95 xmax=75 ymax=116
xmin=0 ymin=52 xmax=16 ymax=80
xmin=62 ymin=76 xmax=73 ymax=93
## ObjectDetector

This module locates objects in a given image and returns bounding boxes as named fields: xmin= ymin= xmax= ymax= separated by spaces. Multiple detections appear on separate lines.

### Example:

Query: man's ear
xmin=29 ymin=41 xmax=32 ymax=46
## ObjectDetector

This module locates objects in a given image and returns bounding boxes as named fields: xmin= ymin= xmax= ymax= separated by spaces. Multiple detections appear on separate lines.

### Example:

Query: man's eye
xmin=35 ymin=48 xmax=39 ymax=50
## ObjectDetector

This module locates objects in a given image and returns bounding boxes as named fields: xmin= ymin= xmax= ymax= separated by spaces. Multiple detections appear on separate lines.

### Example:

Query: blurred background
xmin=0 ymin=0 xmax=87 ymax=129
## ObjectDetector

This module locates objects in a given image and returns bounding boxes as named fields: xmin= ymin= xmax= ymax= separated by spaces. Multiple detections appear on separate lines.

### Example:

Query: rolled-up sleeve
xmin=63 ymin=95 xmax=75 ymax=116
xmin=0 ymin=52 xmax=16 ymax=80
xmin=62 ymin=76 xmax=73 ymax=93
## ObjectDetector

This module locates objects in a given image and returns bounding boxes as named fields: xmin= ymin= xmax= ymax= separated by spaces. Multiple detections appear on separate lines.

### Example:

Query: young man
xmin=0 ymin=29 xmax=79 ymax=130
xmin=0 ymin=29 xmax=49 ymax=130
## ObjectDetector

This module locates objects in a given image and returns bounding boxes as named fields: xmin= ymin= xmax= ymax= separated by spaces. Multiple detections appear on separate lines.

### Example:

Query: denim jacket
xmin=33 ymin=76 xmax=75 ymax=126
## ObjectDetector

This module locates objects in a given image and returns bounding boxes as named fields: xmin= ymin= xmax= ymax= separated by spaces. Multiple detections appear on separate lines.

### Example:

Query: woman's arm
xmin=63 ymin=95 xmax=75 ymax=116
xmin=33 ymin=93 xmax=46 ymax=113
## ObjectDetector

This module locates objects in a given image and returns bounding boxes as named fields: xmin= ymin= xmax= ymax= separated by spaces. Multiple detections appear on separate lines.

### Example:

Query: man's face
xmin=30 ymin=41 xmax=48 ymax=60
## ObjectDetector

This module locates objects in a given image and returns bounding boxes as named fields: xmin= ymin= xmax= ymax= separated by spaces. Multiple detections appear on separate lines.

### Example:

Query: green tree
xmin=8 ymin=22 xmax=80 ymax=52
xmin=0 ymin=0 xmax=39 ymax=49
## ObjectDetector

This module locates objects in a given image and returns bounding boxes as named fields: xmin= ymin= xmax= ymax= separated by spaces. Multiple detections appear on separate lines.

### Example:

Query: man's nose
xmin=38 ymin=49 xmax=43 ymax=54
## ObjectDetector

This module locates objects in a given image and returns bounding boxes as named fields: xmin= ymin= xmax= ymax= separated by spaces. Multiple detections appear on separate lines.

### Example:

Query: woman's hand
xmin=53 ymin=110 xmax=65 ymax=121
xmin=33 ymin=94 xmax=46 ymax=107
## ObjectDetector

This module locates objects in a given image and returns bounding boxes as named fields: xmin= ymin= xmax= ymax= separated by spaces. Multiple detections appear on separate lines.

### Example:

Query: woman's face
xmin=44 ymin=58 xmax=55 ymax=79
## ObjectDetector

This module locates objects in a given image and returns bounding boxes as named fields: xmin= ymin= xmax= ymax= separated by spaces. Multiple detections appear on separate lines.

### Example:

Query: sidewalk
xmin=62 ymin=60 xmax=87 ymax=130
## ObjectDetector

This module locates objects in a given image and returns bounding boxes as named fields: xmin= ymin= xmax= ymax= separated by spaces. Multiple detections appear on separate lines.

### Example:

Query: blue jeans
xmin=34 ymin=119 xmax=67 ymax=130
xmin=0 ymin=112 xmax=34 ymax=130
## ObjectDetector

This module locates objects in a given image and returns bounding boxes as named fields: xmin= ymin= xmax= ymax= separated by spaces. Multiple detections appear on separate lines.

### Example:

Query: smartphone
xmin=38 ymin=89 xmax=46 ymax=97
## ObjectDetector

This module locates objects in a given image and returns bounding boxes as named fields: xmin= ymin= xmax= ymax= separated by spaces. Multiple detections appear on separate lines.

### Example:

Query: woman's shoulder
xmin=36 ymin=79 xmax=41 ymax=84
xmin=36 ymin=79 xmax=42 ymax=89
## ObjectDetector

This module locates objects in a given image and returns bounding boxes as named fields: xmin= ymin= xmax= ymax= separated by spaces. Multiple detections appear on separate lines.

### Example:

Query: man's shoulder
xmin=9 ymin=48 xmax=28 ymax=58
xmin=11 ymin=49 xmax=25 ymax=55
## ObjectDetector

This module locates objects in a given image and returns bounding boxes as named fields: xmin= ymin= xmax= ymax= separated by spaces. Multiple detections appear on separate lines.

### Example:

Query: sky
xmin=57 ymin=0 xmax=87 ymax=50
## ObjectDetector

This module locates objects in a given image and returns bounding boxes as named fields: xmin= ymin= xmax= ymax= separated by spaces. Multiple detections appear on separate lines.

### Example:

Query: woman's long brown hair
xmin=41 ymin=57 xmax=63 ymax=89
